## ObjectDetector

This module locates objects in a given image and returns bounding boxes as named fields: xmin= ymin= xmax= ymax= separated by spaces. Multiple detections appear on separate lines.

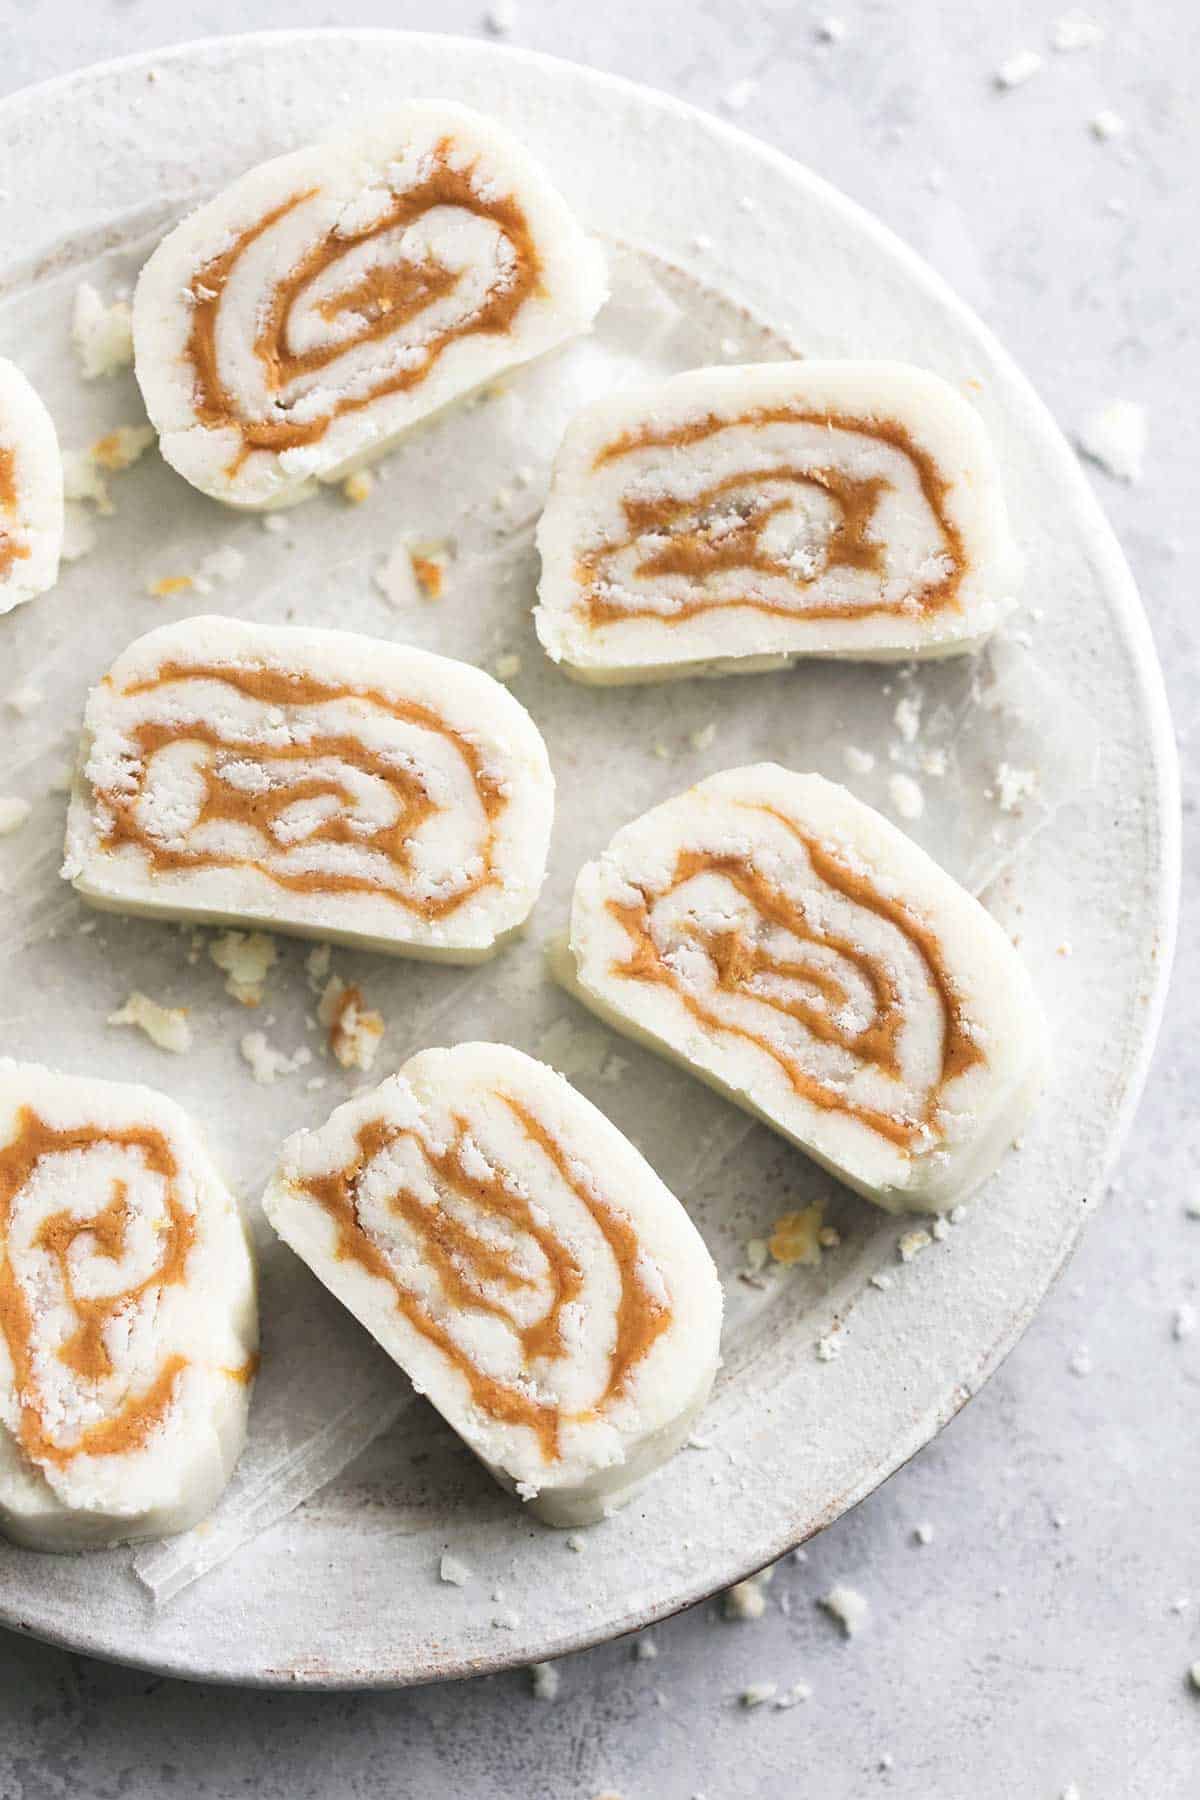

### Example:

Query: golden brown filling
xmin=0 ymin=446 xmax=29 ymax=582
xmin=299 ymin=1096 xmax=671 ymax=1464
xmin=0 ymin=1109 xmax=193 ymax=1470
xmin=97 ymin=658 xmax=507 ymax=917
xmin=185 ymin=141 xmax=543 ymax=474
xmin=579 ymin=408 xmax=966 ymax=628
xmin=606 ymin=804 xmax=981 ymax=1149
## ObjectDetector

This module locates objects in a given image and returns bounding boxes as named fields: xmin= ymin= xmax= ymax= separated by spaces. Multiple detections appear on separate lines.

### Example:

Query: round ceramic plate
xmin=0 ymin=31 xmax=1178 ymax=1687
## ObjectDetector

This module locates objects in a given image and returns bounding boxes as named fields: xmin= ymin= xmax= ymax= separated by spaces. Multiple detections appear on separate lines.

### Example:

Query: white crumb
xmin=107 ymin=991 xmax=192 ymax=1054
xmin=870 ymin=1270 xmax=894 ymax=1291
xmin=195 ymin=544 xmax=246 ymax=589
xmin=239 ymin=1031 xmax=311 ymax=1085
xmin=931 ymin=1217 xmax=951 ymax=1241
xmin=893 ymin=692 xmax=922 ymax=743
xmin=913 ymin=1523 xmax=935 ymax=1545
xmin=63 ymin=425 xmax=156 ymax=515
xmin=1069 ymin=1347 xmax=1093 ymax=1377
xmin=566 ymin=1533 xmax=586 ymax=1552
xmin=484 ymin=0 xmax=517 ymax=34
xmin=723 ymin=77 xmax=758 ymax=111
xmin=844 ymin=745 xmax=876 ymax=775
xmin=993 ymin=762 xmax=1039 ymax=812
xmin=209 ymin=930 xmax=277 ymax=1006
xmin=1077 ymin=400 xmax=1147 ymax=482
xmin=899 ymin=1228 xmax=933 ymax=1262
xmin=723 ymin=1573 xmax=770 ymax=1621
xmin=318 ymin=974 xmax=385 ymax=1071
xmin=373 ymin=541 xmax=423 ymax=607
xmin=61 ymin=503 xmax=98 ymax=561
xmin=773 ymin=1680 xmax=813 ymax=1708
xmin=439 ymin=1553 xmax=471 ymax=1586
xmin=304 ymin=943 xmax=332 ymax=990
xmin=739 ymin=1682 xmax=777 ymax=1708
xmin=815 ymin=1334 xmax=841 ymax=1363
xmin=493 ymin=652 xmax=522 ymax=681
xmin=1051 ymin=11 xmax=1105 ymax=51
xmin=492 ymin=1608 xmax=521 ymax=1630
xmin=261 ymin=514 xmax=287 ymax=535
xmin=815 ymin=16 xmax=846 ymax=42
xmin=819 ymin=1584 xmax=870 ymax=1637
xmin=634 ymin=1635 xmax=658 ymax=1661
xmin=887 ymin=772 xmax=925 ymax=820
xmin=0 ymin=796 xmax=32 ymax=835
xmin=530 ymin=1661 xmax=560 ymax=1700
xmin=1090 ymin=108 xmax=1127 ymax=141
xmin=5 ymin=684 xmax=43 ymax=715
xmin=71 ymin=281 xmax=134 ymax=379
xmin=341 ymin=470 xmax=374 ymax=505
xmin=995 ymin=50 xmax=1043 ymax=88
xmin=1172 ymin=1303 xmax=1197 ymax=1341
xmin=690 ymin=722 xmax=718 ymax=752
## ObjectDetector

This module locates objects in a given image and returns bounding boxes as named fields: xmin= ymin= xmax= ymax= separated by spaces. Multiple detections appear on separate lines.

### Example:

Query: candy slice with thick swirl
xmin=552 ymin=766 xmax=1046 ymax=1213
xmin=63 ymin=616 xmax=555 ymax=961
xmin=263 ymin=1042 xmax=722 ymax=1527
xmin=0 ymin=1061 xmax=257 ymax=1550
xmin=133 ymin=101 xmax=608 ymax=508
xmin=535 ymin=361 xmax=1021 ymax=682
xmin=0 ymin=357 xmax=63 ymax=616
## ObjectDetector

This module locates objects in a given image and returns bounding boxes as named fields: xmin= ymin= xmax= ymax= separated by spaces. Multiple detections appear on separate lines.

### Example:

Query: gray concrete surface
xmin=0 ymin=2 xmax=1196 ymax=1795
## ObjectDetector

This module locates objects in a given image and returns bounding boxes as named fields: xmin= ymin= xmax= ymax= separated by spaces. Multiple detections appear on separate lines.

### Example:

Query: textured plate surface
xmin=0 ymin=30 xmax=1178 ymax=1686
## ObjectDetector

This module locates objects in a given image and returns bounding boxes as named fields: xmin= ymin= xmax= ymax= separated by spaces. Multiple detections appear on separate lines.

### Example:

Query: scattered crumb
xmin=653 ymin=741 xmax=673 ymax=760
xmin=692 ymin=232 xmax=714 ymax=252
xmin=1090 ymin=108 xmax=1127 ymax=141
xmin=723 ymin=76 xmax=758 ymax=112
xmin=723 ymin=1572 xmax=771 ymax=1621
xmin=209 ymin=930 xmax=277 ymax=1006
xmin=1077 ymin=399 xmax=1146 ymax=482
xmin=61 ymin=504 xmax=98 ymax=561
xmin=870 ymin=1270 xmax=894 ymax=1291
xmin=887 ymin=772 xmax=925 ymax=820
xmin=913 ymin=1523 xmax=934 ymax=1545
xmin=108 ymin=991 xmax=192 ymax=1054
xmin=305 ymin=943 xmax=332 ymax=991
xmin=995 ymin=50 xmax=1043 ymax=88
xmin=768 ymin=1202 xmax=826 ymax=1268
xmin=261 ymin=514 xmax=287 ymax=535
xmin=319 ymin=975 xmax=385 ymax=1071
xmin=91 ymin=425 xmax=156 ymax=474
xmin=634 ymin=1635 xmax=658 ymax=1661
xmin=147 ymin=575 xmax=194 ymax=598
xmin=1057 ymin=941 xmax=1073 ymax=958
xmin=484 ymin=0 xmax=517 ymax=34
xmin=815 ymin=15 xmax=846 ymax=42
xmin=898 ymin=1228 xmax=933 ymax=1263
xmin=893 ymin=693 xmax=922 ymax=744
xmin=71 ymin=281 xmax=134 ymax=379
xmin=815 ymin=1334 xmax=841 ymax=1363
xmin=341 ymin=470 xmax=374 ymax=505
xmin=492 ymin=1608 xmax=521 ymax=1630
xmin=439 ymin=1553 xmax=471 ymax=1586
xmin=373 ymin=542 xmax=422 ymax=607
xmin=819 ymin=1583 xmax=870 ymax=1637
xmin=690 ymin=721 xmax=718 ymax=752
xmin=1172 ymin=1303 xmax=1197 ymax=1341
xmin=993 ymin=762 xmax=1038 ymax=813
xmin=64 ymin=426 xmax=155 ymax=515
xmin=1051 ymin=10 xmax=1105 ymax=51
xmin=529 ymin=1661 xmax=560 ymax=1700
xmin=0 ymin=796 xmax=32 ymax=836
xmin=239 ymin=1031 xmax=312 ymax=1084
xmin=195 ymin=545 xmax=246 ymax=589
xmin=566 ymin=1533 xmax=586 ymax=1552
xmin=5 ymin=684 xmax=42 ymax=715
xmin=739 ymin=1682 xmax=778 ymax=1709
xmin=844 ymin=745 xmax=875 ymax=775
xmin=494 ymin=652 xmax=522 ymax=681
xmin=773 ymin=1679 xmax=813 ymax=1709
xmin=412 ymin=549 xmax=447 ymax=598
xmin=1069 ymin=1347 xmax=1093 ymax=1377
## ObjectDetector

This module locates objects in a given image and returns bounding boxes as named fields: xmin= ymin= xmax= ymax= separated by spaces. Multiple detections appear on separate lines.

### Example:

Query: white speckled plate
xmin=0 ymin=31 xmax=1178 ymax=1687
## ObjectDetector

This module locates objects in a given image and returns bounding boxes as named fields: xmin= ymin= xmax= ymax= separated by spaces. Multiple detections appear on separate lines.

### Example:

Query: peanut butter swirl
xmin=607 ymin=803 xmax=982 ymax=1150
xmin=185 ymin=140 xmax=543 ymax=473
xmin=0 ymin=1109 xmax=193 ymax=1471
xmin=0 ymin=446 xmax=28 ymax=582
xmin=299 ymin=1096 xmax=671 ymax=1463
xmin=97 ymin=658 xmax=507 ymax=917
xmin=579 ymin=408 xmax=966 ymax=628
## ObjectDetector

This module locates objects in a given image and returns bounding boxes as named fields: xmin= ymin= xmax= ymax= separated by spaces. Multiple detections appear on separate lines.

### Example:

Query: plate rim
xmin=0 ymin=25 xmax=1181 ymax=1688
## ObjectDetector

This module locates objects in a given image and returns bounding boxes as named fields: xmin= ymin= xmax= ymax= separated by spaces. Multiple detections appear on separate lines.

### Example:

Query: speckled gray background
xmin=0 ymin=3 xmax=1195 ymax=1796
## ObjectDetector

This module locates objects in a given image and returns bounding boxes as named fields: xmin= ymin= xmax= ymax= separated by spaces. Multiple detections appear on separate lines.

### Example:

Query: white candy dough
xmin=553 ymin=766 xmax=1046 ymax=1213
xmin=535 ymin=361 xmax=1021 ymax=682
xmin=263 ymin=1043 xmax=722 ymax=1526
xmin=63 ymin=615 xmax=555 ymax=962
xmin=0 ymin=1061 xmax=257 ymax=1550
xmin=134 ymin=101 xmax=608 ymax=508
xmin=0 ymin=357 xmax=64 ymax=615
